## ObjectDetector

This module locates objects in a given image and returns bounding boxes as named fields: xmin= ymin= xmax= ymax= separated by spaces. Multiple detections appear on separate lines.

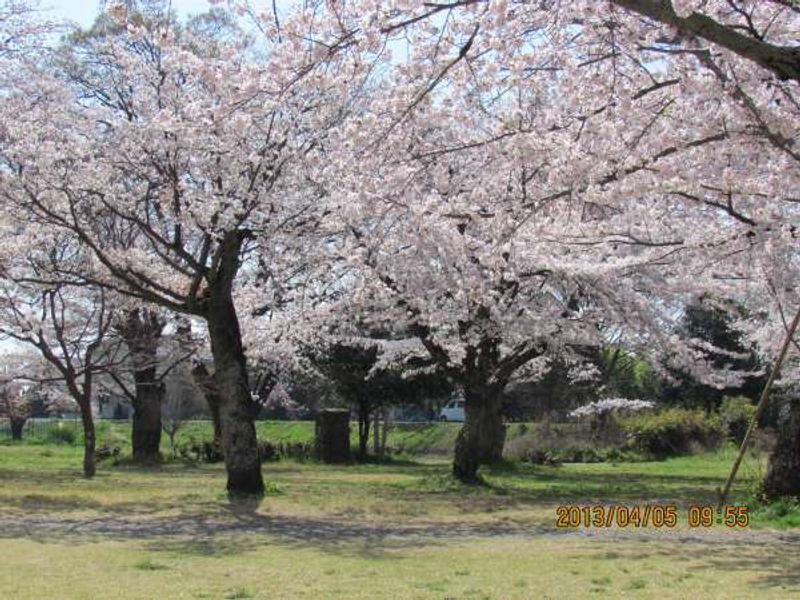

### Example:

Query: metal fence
xmin=0 ymin=416 xmax=599 ymax=443
xmin=0 ymin=417 xmax=82 ymax=442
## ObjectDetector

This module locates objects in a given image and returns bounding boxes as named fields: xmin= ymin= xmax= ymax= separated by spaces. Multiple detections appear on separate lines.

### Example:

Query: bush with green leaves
xmin=47 ymin=423 xmax=76 ymax=445
xmin=519 ymin=445 xmax=645 ymax=465
xmin=719 ymin=396 xmax=756 ymax=444
xmin=568 ymin=398 xmax=655 ymax=445
xmin=621 ymin=409 xmax=724 ymax=458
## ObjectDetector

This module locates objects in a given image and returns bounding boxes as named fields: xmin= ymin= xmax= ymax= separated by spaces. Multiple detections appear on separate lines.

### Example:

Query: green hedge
xmin=621 ymin=409 xmax=724 ymax=458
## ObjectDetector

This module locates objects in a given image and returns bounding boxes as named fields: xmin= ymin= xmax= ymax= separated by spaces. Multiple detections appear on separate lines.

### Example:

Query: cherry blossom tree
xmin=106 ymin=308 xmax=199 ymax=463
xmin=2 ymin=0 xmax=796 ymax=493
xmin=744 ymin=286 xmax=800 ymax=498
xmin=0 ymin=274 xmax=122 ymax=476
xmin=0 ymin=365 xmax=33 ymax=440
xmin=111 ymin=308 xmax=167 ymax=462
xmin=0 ymin=351 xmax=75 ymax=440
xmin=0 ymin=0 xmax=57 ymax=58
xmin=610 ymin=0 xmax=800 ymax=83
xmin=161 ymin=361 xmax=202 ymax=458
xmin=291 ymin=0 xmax=799 ymax=481
xmin=0 ymin=1 xmax=375 ymax=494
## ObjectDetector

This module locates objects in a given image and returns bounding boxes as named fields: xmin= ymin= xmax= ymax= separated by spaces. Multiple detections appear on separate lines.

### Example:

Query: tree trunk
xmin=191 ymin=362 xmax=223 ymax=449
xmin=120 ymin=308 xmax=164 ymax=463
xmin=453 ymin=386 xmax=505 ymax=482
xmin=380 ymin=407 xmax=389 ymax=461
xmin=764 ymin=400 xmax=800 ymax=498
xmin=10 ymin=417 xmax=27 ymax=441
xmin=132 ymin=369 xmax=163 ymax=463
xmin=80 ymin=403 xmax=96 ymax=478
xmin=208 ymin=397 xmax=223 ymax=447
xmin=373 ymin=408 xmax=380 ymax=458
xmin=206 ymin=290 xmax=264 ymax=496
xmin=480 ymin=414 xmax=506 ymax=464
xmin=10 ymin=418 xmax=25 ymax=441
xmin=356 ymin=398 xmax=370 ymax=461
xmin=168 ymin=430 xmax=178 ymax=458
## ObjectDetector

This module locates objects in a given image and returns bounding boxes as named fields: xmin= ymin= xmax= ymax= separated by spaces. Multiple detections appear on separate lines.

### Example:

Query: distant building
xmin=96 ymin=393 xmax=133 ymax=419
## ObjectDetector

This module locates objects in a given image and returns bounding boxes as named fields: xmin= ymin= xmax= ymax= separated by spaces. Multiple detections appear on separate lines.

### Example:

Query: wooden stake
xmin=718 ymin=305 xmax=800 ymax=509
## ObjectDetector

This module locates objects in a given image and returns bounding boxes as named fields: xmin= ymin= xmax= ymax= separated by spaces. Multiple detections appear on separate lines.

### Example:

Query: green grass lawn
xmin=1 ymin=441 xmax=798 ymax=599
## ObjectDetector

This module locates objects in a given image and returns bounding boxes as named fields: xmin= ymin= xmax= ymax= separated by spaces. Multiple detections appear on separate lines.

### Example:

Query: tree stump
xmin=315 ymin=409 xmax=351 ymax=464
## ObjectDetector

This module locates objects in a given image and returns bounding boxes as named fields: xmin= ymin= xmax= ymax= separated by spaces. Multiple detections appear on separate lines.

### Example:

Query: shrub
xmin=719 ymin=396 xmax=756 ymax=444
xmin=173 ymin=439 xmax=315 ymax=464
xmin=517 ymin=445 xmax=645 ymax=465
xmin=506 ymin=422 xmax=612 ymax=462
xmin=201 ymin=441 xmax=224 ymax=463
xmin=569 ymin=398 xmax=655 ymax=445
xmin=621 ymin=408 xmax=724 ymax=458
xmin=48 ymin=423 xmax=76 ymax=445
xmin=276 ymin=441 xmax=314 ymax=461
xmin=95 ymin=445 xmax=121 ymax=461
xmin=258 ymin=441 xmax=279 ymax=462
xmin=522 ymin=448 xmax=562 ymax=466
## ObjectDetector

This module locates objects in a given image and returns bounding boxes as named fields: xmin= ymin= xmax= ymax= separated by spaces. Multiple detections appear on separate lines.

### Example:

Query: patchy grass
xmin=1 ymin=529 xmax=799 ymax=599
xmin=386 ymin=422 xmax=461 ymax=456
xmin=0 ymin=444 xmax=795 ymax=599
xmin=750 ymin=496 xmax=800 ymax=530
xmin=0 ymin=444 xmax=770 ymax=526
xmin=133 ymin=558 xmax=170 ymax=571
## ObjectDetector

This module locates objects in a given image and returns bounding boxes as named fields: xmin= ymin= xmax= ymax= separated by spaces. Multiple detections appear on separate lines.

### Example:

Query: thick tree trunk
xmin=206 ymin=290 xmax=264 ymax=496
xmin=131 ymin=371 xmax=163 ymax=463
xmin=80 ymin=404 xmax=96 ymax=478
xmin=480 ymin=412 xmax=506 ymax=464
xmin=764 ymin=400 xmax=800 ymax=498
xmin=208 ymin=398 xmax=223 ymax=447
xmin=120 ymin=308 xmax=164 ymax=463
xmin=453 ymin=386 xmax=505 ymax=483
xmin=10 ymin=418 xmax=25 ymax=441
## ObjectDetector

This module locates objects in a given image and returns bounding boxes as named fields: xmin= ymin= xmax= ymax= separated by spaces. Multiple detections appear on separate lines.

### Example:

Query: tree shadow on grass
xmin=477 ymin=465 xmax=752 ymax=505
xmin=577 ymin=536 xmax=800 ymax=593
xmin=0 ymin=502 xmax=557 ymax=561
xmin=0 ymin=457 xmax=769 ymax=567
xmin=0 ymin=460 xmax=754 ymax=528
xmin=0 ymin=493 xmax=108 ymax=513
xmin=704 ymin=544 xmax=800 ymax=592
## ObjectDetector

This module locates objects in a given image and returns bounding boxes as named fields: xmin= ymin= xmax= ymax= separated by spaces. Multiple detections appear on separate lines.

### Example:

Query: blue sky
xmin=42 ymin=1 xmax=220 ymax=28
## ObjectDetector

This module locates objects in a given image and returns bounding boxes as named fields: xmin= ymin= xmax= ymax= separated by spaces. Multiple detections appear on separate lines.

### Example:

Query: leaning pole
xmin=718 ymin=305 xmax=800 ymax=509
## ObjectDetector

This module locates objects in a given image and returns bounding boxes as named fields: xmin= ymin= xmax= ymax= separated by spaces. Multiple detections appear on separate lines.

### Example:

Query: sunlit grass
xmin=1 ymin=531 xmax=798 ymax=599
xmin=0 ymin=444 xmax=770 ymax=526
xmin=0 ymin=444 xmax=797 ymax=599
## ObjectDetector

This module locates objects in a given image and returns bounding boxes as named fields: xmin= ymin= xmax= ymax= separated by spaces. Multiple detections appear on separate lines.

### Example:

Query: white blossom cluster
xmin=569 ymin=398 xmax=656 ymax=419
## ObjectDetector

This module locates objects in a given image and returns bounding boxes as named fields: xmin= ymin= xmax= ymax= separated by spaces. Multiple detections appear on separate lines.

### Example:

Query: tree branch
xmin=611 ymin=0 xmax=800 ymax=82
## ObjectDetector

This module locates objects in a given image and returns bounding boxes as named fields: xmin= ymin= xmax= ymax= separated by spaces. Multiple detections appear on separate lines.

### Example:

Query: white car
xmin=439 ymin=399 xmax=465 ymax=422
